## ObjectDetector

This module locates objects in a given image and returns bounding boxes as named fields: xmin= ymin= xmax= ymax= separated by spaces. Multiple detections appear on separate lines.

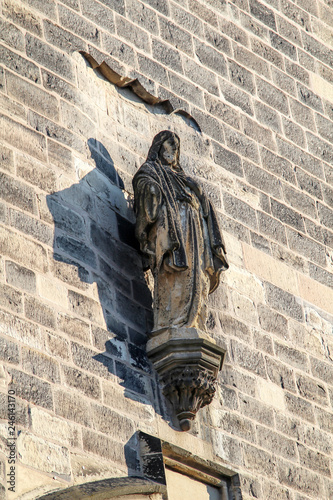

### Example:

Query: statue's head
xmin=147 ymin=130 xmax=180 ymax=168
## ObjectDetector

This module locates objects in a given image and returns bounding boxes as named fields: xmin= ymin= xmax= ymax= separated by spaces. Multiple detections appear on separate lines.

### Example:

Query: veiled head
xmin=147 ymin=130 xmax=180 ymax=168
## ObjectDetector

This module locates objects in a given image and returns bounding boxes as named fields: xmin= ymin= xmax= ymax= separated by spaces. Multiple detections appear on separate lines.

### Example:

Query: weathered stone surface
xmin=25 ymin=296 xmax=56 ymax=329
xmin=102 ymin=382 xmax=155 ymax=423
xmin=296 ymin=373 xmax=329 ymax=406
xmin=297 ymin=443 xmax=331 ymax=476
xmin=249 ymin=0 xmax=277 ymax=29
xmin=238 ymin=475 xmax=262 ymax=500
xmin=92 ymin=328 xmax=127 ymax=360
xmin=0 ymin=144 xmax=14 ymax=173
xmin=26 ymin=34 xmax=75 ymax=82
xmin=0 ymin=43 xmax=40 ymax=82
xmin=159 ymin=17 xmax=193 ymax=56
xmin=275 ymin=412 xmax=301 ymax=440
xmin=30 ymin=407 xmax=80 ymax=448
xmin=287 ymin=228 xmax=326 ymax=267
xmin=277 ymin=136 xmax=324 ymax=179
xmin=318 ymin=202 xmax=333 ymax=231
xmin=62 ymin=365 xmax=101 ymax=400
xmin=71 ymin=341 xmax=115 ymax=380
xmin=242 ymin=116 xmax=276 ymax=150
xmin=219 ymin=314 xmax=251 ymax=343
xmin=16 ymin=154 xmax=57 ymax=193
xmin=311 ymin=357 xmax=333 ymax=387
xmin=10 ymin=208 xmax=53 ymax=246
xmin=17 ymin=432 xmax=71 ymax=477
xmin=9 ymin=369 xmax=53 ymax=409
xmin=257 ymin=77 xmax=289 ymax=115
xmin=214 ymin=410 xmax=256 ymax=443
xmin=0 ymin=336 xmax=20 ymax=365
xmin=0 ymin=90 xmax=27 ymax=122
xmin=126 ymin=0 xmax=157 ymax=33
xmin=184 ymin=59 xmax=219 ymax=98
xmin=43 ymin=19 xmax=85 ymax=54
xmin=231 ymin=341 xmax=266 ymax=378
xmin=257 ymin=377 xmax=286 ymax=411
xmin=0 ymin=282 xmax=22 ymax=313
xmin=54 ymin=389 xmax=92 ymax=427
xmin=37 ymin=275 xmax=68 ymax=309
xmin=82 ymin=428 xmax=126 ymax=465
xmin=223 ymin=193 xmax=258 ymax=230
xmin=252 ymin=39 xmax=284 ymax=71
xmin=233 ymin=42 xmax=270 ymax=79
xmin=57 ymin=312 xmax=91 ymax=342
xmin=275 ymin=341 xmax=310 ymax=372
xmin=217 ymin=384 xmax=239 ymax=410
xmin=29 ymin=111 xmax=85 ymax=155
xmin=50 ymin=255 xmax=90 ymax=291
xmin=47 ymin=198 xmax=86 ymax=238
xmin=277 ymin=459 xmax=324 ymax=497
xmin=213 ymin=431 xmax=243 ymax=465
xmin=272 ymin=68 xmax=296 ymax=98
xmin=266 ymin=357 xmax=296 ymax=392
xmin=257 ymin=211 xmax=287 ymax=245
xmin=91 ymin=403 xmax=135 ymax=439
xmin=45 ymin=331 xmax=70 ymax=361
xmin=260 ymin=147 xmax=295 ymax=184
xmin=169 ymin=72 xmax=204 ymax=108
xmin=243 ymin=442 xmax=277 ymax=478
xmin=264 ymin=282 xmax=304 ymax=322
xmin=0 ymin=113 xmax=46 ymax=161
xmin=258 ymin=305 xmax=288 ymax=338
xmin=0 ymin=309 xmax=42 ymax=350
xmin=170 ymin=4 xmax=201 ymax=39
xmin=254 ymin=329 xmax=273 ymax=354
xmin=299 ymin=274 xmax=333 ymax=316
xmin=0 ymin=172 xmax=37 ymax=214
xmin=0 ymin=0 xmax=332 ymax=495
xmin=285 ymin=393 xmax=315 ymax=423
xmin=22 ymin=347 xmax=60 ymax=383
xmin=220 ymin=78 xmax=254 ymax=116
xmin=230 ymin=289 xmax=258 ymax=324
xmin=115 ymin=361 xmax=151 ymax=397
xmin=68 ymin=290 xmax=104 ymax=325
xmin=0 ymin=17 xmax=24 ymax=51
xmin=205 ymin=95 xmax=240 ymax=131
xmin=7 ymin=70 xmax=59 ymax=120
xmin=0 ymin=391 xmax=29 ymax=426
xmin=117 ymin=20 xmax=148 ymax=54
xmin=238 ymin=394 xmax=275 ymax=427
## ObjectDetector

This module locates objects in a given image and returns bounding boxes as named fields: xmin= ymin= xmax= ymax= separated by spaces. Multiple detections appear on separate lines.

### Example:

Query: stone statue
xmin=133 ymin=130 xmax=229 ymax=335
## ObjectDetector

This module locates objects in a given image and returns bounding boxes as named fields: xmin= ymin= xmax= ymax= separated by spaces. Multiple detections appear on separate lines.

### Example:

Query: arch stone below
xmin=37 ymin=477 xmax=166 ymax=500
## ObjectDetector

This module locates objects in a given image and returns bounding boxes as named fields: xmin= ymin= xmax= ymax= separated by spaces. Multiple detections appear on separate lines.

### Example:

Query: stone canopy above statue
xmin=133 ymin=130 xmax=229 ymax=431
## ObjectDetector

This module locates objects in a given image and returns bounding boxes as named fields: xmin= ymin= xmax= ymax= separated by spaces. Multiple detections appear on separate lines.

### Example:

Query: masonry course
xmin=0 ymin=0 xmax=333 ymax=499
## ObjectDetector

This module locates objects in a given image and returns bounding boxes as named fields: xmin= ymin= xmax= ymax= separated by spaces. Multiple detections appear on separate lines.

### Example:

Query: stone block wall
xmin=0 ymin=0 xmax=333 ymax=498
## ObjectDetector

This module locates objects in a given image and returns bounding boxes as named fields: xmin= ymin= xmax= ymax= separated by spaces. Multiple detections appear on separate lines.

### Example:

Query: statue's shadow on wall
xmin=46 ymin=139 xmax=165 ymax=423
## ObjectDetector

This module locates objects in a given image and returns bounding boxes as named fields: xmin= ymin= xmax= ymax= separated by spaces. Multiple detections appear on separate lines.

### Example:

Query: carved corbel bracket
xmin=147 ymin=328 xmax=225 ymax=431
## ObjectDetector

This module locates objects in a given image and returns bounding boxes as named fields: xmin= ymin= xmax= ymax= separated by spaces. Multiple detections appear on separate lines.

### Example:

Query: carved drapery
xmin=133 ymin=131 xmax=228 ymax=430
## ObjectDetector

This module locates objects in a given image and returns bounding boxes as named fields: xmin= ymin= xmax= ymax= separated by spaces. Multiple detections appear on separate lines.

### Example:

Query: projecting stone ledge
xmin=147 ymin=327 xmax=225 ymax=431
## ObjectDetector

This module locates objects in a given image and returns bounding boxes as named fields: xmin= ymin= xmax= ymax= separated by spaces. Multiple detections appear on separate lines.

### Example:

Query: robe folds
xmin=133 ymin=153 xmax=228 ymax=332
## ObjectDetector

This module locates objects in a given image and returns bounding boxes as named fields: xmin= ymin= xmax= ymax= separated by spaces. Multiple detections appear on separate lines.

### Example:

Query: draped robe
xmin=133 ymin=147 xmax=228 ymax=333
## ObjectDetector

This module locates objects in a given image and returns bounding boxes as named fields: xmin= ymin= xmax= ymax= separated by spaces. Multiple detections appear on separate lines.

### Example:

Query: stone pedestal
xmin=147 ymin=327 xmax=225 ymax=431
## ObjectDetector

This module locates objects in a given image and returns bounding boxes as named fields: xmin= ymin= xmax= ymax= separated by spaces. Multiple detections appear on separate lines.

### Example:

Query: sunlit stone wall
xmin=0 ymin=0 xmax=333 ymax=498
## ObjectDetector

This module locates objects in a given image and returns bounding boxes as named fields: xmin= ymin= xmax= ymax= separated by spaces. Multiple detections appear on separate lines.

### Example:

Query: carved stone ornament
xmin=133 ymin=131 xmax=228 ymax=430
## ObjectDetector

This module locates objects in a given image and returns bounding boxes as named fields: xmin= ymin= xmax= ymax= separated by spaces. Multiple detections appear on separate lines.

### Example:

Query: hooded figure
xmin=133 ymin=130 xmax=228 ymax=333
